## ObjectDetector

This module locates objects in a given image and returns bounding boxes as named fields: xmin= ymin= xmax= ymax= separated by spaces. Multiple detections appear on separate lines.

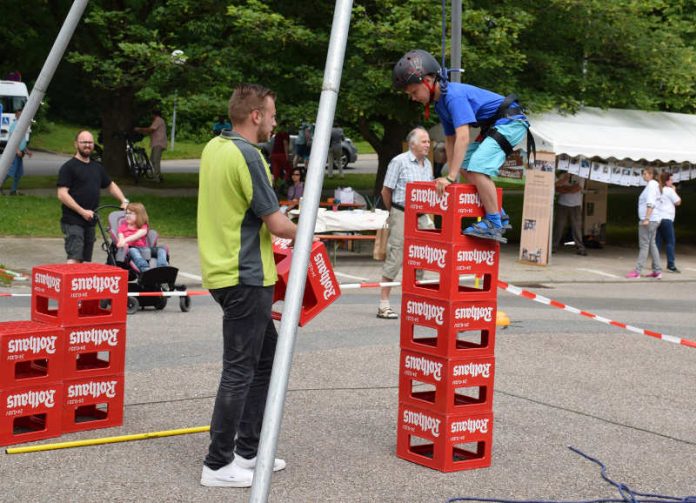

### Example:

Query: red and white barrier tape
xmin=2 ymin=279 xmax=694 ymax=349
xmin=497 ymin=280 xmax=696 ymax=349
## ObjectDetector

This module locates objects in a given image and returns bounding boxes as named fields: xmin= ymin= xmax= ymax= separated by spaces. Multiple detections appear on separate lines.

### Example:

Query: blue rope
xmin=446 ymin=446 xmax=696 ymax=503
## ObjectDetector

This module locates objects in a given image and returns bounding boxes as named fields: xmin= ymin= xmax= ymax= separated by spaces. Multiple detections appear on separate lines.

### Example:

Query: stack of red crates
xmin=396 ymin=182 xmax=502 ymax=472
xmin=0 ymin=263 xmax=127 ymax=446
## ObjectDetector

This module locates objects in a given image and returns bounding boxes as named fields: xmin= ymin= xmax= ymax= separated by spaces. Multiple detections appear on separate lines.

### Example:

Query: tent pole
xmin=248 ymin=1 xmax=354 ymax=501
xmin=0 ymin=0 xmax=89 ymax=182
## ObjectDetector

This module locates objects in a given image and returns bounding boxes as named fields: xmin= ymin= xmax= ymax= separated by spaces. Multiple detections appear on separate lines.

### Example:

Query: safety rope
xmin=446 ymin=446 xmax=696 ymax=503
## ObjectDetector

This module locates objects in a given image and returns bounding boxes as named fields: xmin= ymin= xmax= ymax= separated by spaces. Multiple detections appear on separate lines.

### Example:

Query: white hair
xmin=407 ymin=127 xmax=428 ymax=147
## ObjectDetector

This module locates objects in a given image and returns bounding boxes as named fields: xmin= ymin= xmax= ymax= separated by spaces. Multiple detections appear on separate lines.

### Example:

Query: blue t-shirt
xmin=435 ymin=82 xmax=524 ymax=136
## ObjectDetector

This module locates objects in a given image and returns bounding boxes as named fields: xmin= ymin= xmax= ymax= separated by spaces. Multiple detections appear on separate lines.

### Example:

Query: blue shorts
xmin=463 ymin=120 xmax=528 ymax=177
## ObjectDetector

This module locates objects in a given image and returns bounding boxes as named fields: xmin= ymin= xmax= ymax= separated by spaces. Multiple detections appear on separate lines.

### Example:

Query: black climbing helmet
xmin=392 ymin=50 xmax=441 ymax=90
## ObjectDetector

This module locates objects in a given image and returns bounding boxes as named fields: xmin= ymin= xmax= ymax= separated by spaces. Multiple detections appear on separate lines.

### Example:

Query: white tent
xmin=529 ymin=107 xmax=696 ymax=164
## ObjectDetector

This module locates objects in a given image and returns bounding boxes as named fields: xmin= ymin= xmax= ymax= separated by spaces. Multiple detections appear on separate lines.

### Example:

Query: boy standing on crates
xmin=392 ymin=49 xmax=531 ymax=243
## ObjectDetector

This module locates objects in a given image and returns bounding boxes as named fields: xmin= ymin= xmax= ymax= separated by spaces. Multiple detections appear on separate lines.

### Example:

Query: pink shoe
xmin=625 ymin=270 xmax=640 ymax=278
xmin=645 ymin=271 xmax=662 ymax=279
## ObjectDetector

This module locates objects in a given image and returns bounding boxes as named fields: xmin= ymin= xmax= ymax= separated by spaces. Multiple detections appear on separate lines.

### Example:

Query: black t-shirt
xmin=57 ymin=157 xmax=112 ymax=226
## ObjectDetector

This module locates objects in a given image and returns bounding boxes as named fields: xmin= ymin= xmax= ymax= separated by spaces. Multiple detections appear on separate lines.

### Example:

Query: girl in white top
xmin=626 ymin=167 xmax=661 ymax=279
xmin=655 ymin=171 xmax=682 ymax=272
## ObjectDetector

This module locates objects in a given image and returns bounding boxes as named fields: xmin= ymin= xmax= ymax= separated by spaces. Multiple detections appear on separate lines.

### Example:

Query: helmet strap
xmin=422 ymin=78 xmax=437 ymax=120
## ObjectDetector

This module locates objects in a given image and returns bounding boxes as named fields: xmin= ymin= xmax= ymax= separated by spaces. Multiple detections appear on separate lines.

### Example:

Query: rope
xmin=446 ymin=446 xmax=696 ymax=503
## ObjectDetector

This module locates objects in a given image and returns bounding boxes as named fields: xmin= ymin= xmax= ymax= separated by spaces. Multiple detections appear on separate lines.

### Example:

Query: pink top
xmin=118 ymin=222 xmax=149 ymax=247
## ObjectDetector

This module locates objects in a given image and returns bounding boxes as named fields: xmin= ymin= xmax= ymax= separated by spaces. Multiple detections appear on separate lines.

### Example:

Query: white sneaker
xmin=233 ymin=454 xmax=287 ymax=472
xmin=200 ymin=461 xmax=254 ymax=488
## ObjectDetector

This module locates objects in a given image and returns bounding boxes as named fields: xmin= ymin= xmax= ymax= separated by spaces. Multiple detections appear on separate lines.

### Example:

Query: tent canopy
xmin=529 ymin=107 xmax=696 ymax=164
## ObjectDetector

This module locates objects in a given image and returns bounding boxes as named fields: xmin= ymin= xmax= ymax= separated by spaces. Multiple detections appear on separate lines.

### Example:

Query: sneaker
xmin=377 ymin=306 xmax=398 ymax=319
xmin=644 ymin=271 xmax=662 ymax=279
xmin=463 ymin=218 xmax=507 ymax=244
xmin=200 ymin=462 xmax=254 ymax=488
xmin=576 ymin=249 xmax=587 ymax=256
xmin=625 ymin=270 xmax=640 ymax=279
xmin=232 ymin=454 xmax=286 ymax=472
xmin=667 ymin=266 xmax=681 ymax=273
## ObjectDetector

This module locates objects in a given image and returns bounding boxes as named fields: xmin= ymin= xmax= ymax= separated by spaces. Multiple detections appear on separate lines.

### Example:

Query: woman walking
xmin=626 ymin=167 xmax=662 ymax=279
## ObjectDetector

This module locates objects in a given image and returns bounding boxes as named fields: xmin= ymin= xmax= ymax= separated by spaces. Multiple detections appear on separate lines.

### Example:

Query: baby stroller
xmin=95 ymin=206 xmax=191 ymax=315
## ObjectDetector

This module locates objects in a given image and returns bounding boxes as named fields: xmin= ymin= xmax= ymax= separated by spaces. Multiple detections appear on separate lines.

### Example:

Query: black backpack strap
xmin=487 ymin=127 xmax=514 ymax=156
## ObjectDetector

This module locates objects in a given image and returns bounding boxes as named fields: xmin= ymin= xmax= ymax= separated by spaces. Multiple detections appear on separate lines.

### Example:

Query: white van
xmin=0 ymin=80 xmax=30 ymax=153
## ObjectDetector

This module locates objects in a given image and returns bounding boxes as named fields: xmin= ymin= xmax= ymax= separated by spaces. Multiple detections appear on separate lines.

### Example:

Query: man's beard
xmin=78 ymin=146 xmax=92 ymax=159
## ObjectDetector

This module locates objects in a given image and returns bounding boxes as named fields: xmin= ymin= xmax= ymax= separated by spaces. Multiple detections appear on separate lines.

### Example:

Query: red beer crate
xmin=63 ymin=323 xmax=126 ymax=379
xmin=404 ymin=182 xmax=502 ymax=243
xmin=396 ymin=403 xmax=493 ymax=472
xmin=402 ymin=238 xmax=499 ymax=301
xmin=0 ymin=382 xmax=63 ymax=446
xmin=399 ymin=350 xmax=495 ymax=414
xmin=31 ymin=263 xmax=128 ymax=327
xmin=272 ymin=239 xmax=341 ymax=326
xmin=400 ymin=294 xmax=496 ymax=358
xmin=62 ymin=374 xmax=124 ymax=433
xmin=1 ymin=321 xmax=64 ymax=388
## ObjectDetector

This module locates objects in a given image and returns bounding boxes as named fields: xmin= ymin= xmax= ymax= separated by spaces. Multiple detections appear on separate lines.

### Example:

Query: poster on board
xmin=519 ymin=151 xmax=556 ymax=266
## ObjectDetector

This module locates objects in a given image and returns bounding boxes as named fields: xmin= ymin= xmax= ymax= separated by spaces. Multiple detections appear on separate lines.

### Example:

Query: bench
xmin=314 ymin=233 xmax=376 ymax=263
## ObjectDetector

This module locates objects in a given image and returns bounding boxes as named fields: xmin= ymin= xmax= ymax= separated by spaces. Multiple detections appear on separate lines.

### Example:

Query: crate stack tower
xmin=1 ymin=263 xmax=128 ymax=446
xmin=396 ymin=182 xmax=502 ymax=472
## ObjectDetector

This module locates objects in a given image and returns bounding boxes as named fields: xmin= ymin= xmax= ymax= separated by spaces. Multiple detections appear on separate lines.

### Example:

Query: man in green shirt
xmin=198 ymin=83 xmax=296 ymax=488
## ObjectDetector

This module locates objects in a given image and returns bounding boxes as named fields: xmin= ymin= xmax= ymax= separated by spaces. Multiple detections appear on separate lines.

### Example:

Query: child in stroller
xmin=104 ymin=202 xmax=190 ymax=314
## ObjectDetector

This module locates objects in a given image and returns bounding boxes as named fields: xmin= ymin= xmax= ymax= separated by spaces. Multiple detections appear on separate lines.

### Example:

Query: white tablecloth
xmin=290 ymin=208 xmax=388 ymax=233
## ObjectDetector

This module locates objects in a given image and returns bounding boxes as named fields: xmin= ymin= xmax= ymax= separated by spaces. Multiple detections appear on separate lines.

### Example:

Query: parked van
xmin=0 ymin=80 xmax=30 ymax=153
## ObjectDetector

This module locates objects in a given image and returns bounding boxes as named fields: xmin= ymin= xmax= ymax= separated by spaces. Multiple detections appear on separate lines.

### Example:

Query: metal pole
xmin=170 ymin=90 xmax=177 ymax=151
xmin=450 ymin=0 xmax=462 ymax=83
xmin=249 ymin=1 xmax=353 ymax=501
xmin=0 ymin=0 xmax=89 ymax=182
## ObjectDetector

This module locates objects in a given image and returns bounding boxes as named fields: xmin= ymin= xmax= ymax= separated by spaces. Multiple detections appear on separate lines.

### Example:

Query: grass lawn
xmin=30 ymin=120 xmax=204 ymax=160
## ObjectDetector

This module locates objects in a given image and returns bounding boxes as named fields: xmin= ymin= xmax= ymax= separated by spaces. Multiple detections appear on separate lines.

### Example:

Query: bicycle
xmin=122 ymin=131 xmax=155 ymax=183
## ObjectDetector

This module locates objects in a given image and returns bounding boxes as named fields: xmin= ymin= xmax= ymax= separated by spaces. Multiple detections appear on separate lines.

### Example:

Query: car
xmin=260 ymin=133 xmax=358 ymax=170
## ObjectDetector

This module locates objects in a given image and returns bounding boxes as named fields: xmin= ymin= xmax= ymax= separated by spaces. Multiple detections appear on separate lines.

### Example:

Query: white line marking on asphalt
xmin=178 ymin=272 xmax=202 ymax=281
xmin=576 ymin=268 xmax=620 ymax=279
xmin=334 ymin=271 xmax=370 ymax=281
xmin=684 ymin=268 xmax=696 ymax=273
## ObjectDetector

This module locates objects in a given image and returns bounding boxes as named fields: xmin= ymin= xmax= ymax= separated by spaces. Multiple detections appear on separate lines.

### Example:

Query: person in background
xmin=212 ymin=115 xmax=232 ymax=136
xmin=377 ymin=127 xmax=433 ymax=319
xmin=552 ymin=172 xmax=587 ymax=256
xmin=293 ymin=121 xmax=309 ymax=169
xmin=270 ymin=123 xmax=291 ymax=183
xmin=57 ymin=130 xmax=129 ymax=263
xmin=655 ymin=171 xmax=682 ymax=273
xmin=135 ymin=109 xmax=167 ymax=183
xmin=626 ymin=167 xmax=661 ymax=279
xmin=286 ymin=168 xmax=304 ymax=205
xmin=327 ymin=125 xmax=344 ymax=178
xmin=432 ymin=140 xmax=447 ymax=179
xmin=0 ymin=109 xmax=32 ymax=195
xmin=197 ymin=83 xmax=296 ymax=488
xmin=116 ymin=202 xmax=168 ymax=271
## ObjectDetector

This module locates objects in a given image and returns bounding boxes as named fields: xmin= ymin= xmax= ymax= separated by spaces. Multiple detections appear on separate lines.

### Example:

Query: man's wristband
xmin=445 ymin=176 xmax=456 ymax=184
xmin=122 ymin=198 xmax=129 ymax=205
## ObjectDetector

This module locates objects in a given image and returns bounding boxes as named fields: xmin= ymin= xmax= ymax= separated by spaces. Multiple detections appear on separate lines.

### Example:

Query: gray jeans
xmin=150 ymin=146 xmax=164 ymax=179
xmin=635 ymin=221 xmax=661 ymax=273
xmin=553 ymin=204 xmax=585 ymax=252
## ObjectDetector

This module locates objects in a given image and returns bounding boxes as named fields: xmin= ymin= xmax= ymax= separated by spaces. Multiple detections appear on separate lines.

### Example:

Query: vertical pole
xmin=0 ymin=0 xmax=90 ymax=181
xmin=248 ymin=1 xmax=353 ymax=501
xmin=450 ymin=0 xmax=462 ymax=83
xmin=170 ymin=90 xmax=177 ymax=151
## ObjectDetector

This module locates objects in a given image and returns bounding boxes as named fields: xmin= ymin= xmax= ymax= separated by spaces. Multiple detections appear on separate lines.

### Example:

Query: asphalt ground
xmin=1 ymin=239 xmax=695 ymax=502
